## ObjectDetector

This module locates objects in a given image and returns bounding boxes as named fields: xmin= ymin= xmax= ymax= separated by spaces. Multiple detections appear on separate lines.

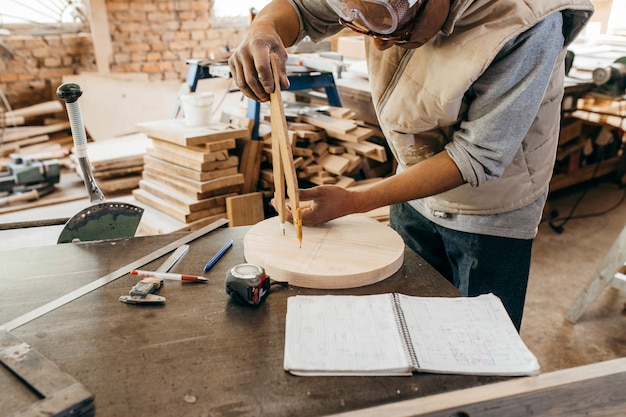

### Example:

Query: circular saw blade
xmin=57 ymin=201 xmax=144 ymax=243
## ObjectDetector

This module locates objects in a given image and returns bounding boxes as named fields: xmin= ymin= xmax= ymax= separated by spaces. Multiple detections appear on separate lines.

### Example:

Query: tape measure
xmin=225 ymin=263 xmax=270 ymax=306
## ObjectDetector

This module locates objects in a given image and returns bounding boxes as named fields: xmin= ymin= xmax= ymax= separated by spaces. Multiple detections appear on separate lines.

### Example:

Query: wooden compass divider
xmin=269 ymin=53 xmax=301 ymax=245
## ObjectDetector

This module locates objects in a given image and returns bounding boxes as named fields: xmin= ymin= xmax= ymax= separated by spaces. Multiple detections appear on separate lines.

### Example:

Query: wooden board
xmin=2 ymin=122 xmax=70 ymax=143
xmin=150 ymin=138 xmax=236 ymax=162
xmin=81 ymin=132 xmax=150 ymax=171
xmin=137 ymin=179 xmax=235 ymax=212
xmin=301 ymin=112 xmax=358 ymax=134
xmin=137 ymin=119 xmax=249 ymax=146
xmin=226 ymin=192 xmax=264 ymax=227
xmin=244 ymin=215 xmax=404 ymax=289
xmin=340 ymin=140 xmax=388 ymax=162
xmin=145 ymin=147 xmax=232 ymax=172
xmin=3 ymin=100 xmax=63 ymax=119
xmin=328 ymin=125 xmax=375 ymax=142
xmin=142 ymin=166 xmax=244 ymax=194
xmin=142 ymin=170 xmax=242 ymax=200
xmin=332 ymin=357 xmax=626 ymax=417
xmin=0 ymin=135 xmax=50 ymax=156
xmin=92 ymin=165 xmax=143 ymax=179
xmin=97 ymin=174 xmax=141 ymax=193
xmin=237 ymin=137 xmax=264 ymax=194
xmin=318 ymin=153 xmax=351 ymax=175
xmin=144 ymin=155 xmax=238 ymax=181
xmin=0 ymin=330 xmax=94 ymax=417
xmin=132 ymin=188 xmax=226 ymax=223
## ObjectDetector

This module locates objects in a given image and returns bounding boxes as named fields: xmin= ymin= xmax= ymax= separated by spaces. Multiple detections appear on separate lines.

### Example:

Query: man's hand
xmin=272 ymin=185 xmax=359 ymax=227
xmin=228 ymin=0 xmax=297 ymax=102
xmin=228 ymin=28 xmax=289 ymax=102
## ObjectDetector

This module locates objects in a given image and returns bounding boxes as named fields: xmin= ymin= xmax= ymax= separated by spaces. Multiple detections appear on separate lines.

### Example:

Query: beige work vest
xmin=366 ymin=0 xmax=594 ymax=214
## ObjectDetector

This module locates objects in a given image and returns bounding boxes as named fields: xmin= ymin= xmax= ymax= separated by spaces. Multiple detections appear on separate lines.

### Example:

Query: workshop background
xmin=1 ymin=0 xmax=249 ymax=108
xmin=1 ymin=0 xmax=626 ymax=375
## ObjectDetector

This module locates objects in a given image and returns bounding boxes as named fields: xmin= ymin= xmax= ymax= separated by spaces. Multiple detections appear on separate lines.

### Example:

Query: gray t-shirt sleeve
xmin=445 ymin=12 xmax=565 ymax=187
xmin=286 ymin=0 xmax=344 ymax=44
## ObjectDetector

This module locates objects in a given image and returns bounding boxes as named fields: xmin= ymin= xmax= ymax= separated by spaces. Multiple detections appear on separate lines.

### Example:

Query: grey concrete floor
xmin=522 ymin=178 xmax=626 ymax=373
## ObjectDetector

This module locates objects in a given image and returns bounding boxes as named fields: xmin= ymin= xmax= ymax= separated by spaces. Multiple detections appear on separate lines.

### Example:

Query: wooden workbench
xmin=0 ymin=225 xmax=509 ymax=417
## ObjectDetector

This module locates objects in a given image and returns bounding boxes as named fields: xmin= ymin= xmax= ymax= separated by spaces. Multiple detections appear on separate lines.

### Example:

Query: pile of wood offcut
xmin=72 ymin=133 xmax=151 ymax=195
xmin=256 ymin=103 xmax=393 ymax=197
xmin=0 ymin=100 xmax=72 ymax=169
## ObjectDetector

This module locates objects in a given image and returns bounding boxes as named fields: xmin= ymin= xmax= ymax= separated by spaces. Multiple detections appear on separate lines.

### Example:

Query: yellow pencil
xmin=295 ymin=207 xmax=303 ymax=248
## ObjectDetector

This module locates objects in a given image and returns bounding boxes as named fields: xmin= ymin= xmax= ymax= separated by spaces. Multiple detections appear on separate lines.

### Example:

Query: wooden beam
xmin=0 ymin=330 xmax=94 ymax=416
xmin=325 ymin=358 xmax=626 ymax=417
xmin=2 ymin=122 xmax=70 ymax=143
xmin=86 ymin=0 xmax=113 ymax=74
xmin=3 ymin=100 xmax=63 ymax=119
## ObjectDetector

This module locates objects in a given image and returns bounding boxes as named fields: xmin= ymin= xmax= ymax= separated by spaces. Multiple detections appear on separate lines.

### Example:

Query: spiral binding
xmin=391 ymin=293 xmax=420 ymax=371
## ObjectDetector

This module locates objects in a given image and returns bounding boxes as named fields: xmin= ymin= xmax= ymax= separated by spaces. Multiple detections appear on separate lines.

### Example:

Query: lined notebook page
xmin=398 ymin=293 xmax=540 ymax=376
xmin=283 ymin=294 xmax=412 ymax=376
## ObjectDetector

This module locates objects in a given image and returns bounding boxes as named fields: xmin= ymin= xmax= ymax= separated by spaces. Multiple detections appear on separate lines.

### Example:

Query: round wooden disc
xmin=243 ymin=215 xmax=404 ymax=289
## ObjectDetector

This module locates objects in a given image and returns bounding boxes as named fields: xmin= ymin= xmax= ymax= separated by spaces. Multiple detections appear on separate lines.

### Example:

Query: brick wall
xmin=0 ymin=33 xmax=95 ymax=110
xmin=107 ymin=0 xmax=244 ymax=80
xmin=0 ymin=0 xmax=243 ymax=110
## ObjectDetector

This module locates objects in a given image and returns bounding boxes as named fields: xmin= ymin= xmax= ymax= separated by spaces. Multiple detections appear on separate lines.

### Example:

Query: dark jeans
xmin=390 ymin=202 xmax=532 ymax=331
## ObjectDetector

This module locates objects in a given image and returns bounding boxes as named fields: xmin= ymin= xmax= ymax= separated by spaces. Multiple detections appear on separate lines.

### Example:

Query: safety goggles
xmin=326 ymin=0 xmax=425 ymax=36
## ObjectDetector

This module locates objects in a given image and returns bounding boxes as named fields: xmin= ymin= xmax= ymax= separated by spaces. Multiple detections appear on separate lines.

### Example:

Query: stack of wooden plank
xmin=256 ymin=104 xmax=392 ymax=194
xmin=133 ymin=119 xmax=251 ymax=227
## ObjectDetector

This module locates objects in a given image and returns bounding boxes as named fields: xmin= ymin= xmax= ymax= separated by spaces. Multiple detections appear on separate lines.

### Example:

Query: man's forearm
xmin=252 ymin=0 xmax=301 ymax=47
xmin=353 ymin=151 xmax=464 ymax=214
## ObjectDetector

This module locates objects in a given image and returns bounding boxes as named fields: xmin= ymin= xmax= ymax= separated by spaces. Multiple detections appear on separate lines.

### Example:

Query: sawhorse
xmin=183 ymin=58 xmax=342 ymax=139
xmin=565 ymin=225 xmax=626 ymax=323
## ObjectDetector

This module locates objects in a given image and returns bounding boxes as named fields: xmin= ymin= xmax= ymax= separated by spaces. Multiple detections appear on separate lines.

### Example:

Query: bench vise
xmin=0 ymin=154 xmax=60 ymax=196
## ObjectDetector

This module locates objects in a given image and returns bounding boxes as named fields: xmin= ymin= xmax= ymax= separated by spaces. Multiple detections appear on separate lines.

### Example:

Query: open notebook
xmin=284 ymin=293 xmax=539 ymax=376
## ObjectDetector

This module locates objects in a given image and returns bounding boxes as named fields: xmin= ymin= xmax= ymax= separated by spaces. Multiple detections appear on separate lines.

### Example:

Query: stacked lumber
xmin=256 ymin=104 xmax=392 ymax=194
xmin=0 ymin=100 xmax=73 ymax=169
xmin=133 ymin=119 xmax=251 ymax=227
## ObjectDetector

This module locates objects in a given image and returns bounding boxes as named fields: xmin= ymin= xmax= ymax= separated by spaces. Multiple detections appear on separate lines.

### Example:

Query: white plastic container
xmin=181 ymin=92 xmax=214 ymax=126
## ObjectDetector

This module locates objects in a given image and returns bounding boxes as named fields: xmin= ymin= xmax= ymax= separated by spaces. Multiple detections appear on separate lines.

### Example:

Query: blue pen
xmin=204 ymin=239 xmax=233 ymax=272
